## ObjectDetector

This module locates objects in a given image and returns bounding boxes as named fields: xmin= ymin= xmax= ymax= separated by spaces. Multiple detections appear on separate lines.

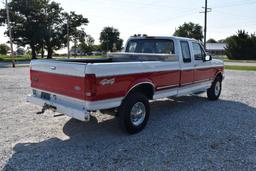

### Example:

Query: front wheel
xmin=207 ymin=77 xmax=222 ymax=100
xmin=118 ymin=92 xmax=150 ymax=134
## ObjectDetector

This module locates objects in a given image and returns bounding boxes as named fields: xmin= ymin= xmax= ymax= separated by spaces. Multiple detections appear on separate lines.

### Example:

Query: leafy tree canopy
xmin=0 ymin=0 xmax=89 ymax=59
xmin=207 ymin=38 xmax=217 ymax=43
xmin=225 ymin=30 xmax=256 ymax=60
xmin=100 ymin=27 xmax=123 ymax=52
xmin=0 ymin=44 xmax=10 ymax=55
xmin=132 ymin=34 xmax=148 ymax=37
xmin=78 ymin=35 xmax=95 ymax=53
xmin=173 ymin=22 xmax=203 ymax=41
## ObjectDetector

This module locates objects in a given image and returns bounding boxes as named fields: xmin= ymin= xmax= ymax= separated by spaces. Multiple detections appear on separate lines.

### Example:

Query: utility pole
xmin=67 ymin=18 xmax=70 ymax=58
xmin=5 ymin=0 xmax=15 ymax=68
xmin=201 ymin=0 xmax=212 ymax=49
xmin=204 ymin=0 xmax=208 ymax=48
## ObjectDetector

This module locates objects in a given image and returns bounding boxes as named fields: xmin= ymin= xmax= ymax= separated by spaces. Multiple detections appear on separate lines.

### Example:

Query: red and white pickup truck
xmin=27 ymin=36 xmax=224 ymax=134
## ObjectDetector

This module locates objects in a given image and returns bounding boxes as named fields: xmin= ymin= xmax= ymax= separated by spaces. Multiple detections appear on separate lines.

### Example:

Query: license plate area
xmin=41 ymin=92 xmax=51 ymax=100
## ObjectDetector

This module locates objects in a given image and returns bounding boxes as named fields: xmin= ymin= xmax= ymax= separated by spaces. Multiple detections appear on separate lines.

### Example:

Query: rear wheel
xmin=118 ymin=92 xmax=150 ymax=134
xmin=207 ymin=77 xmax=222 ymax=100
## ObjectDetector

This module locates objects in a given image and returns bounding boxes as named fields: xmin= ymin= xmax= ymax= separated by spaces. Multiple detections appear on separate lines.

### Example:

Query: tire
xmin=118 ymin=92 xmax=150 ymax=134
xmin=207 ymin=76 xmax=222 ymax=100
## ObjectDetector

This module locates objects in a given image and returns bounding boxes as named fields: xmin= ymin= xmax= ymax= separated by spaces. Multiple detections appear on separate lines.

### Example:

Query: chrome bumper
xmin=27 ymin=95 xmax=90 ymax=121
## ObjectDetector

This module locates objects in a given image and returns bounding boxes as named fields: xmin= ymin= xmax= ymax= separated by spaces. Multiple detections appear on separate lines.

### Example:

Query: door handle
xmin=50 ymin=66 xmax=56 ymax=70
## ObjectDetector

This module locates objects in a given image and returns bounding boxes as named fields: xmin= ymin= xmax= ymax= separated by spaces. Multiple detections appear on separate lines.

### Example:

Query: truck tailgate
xmin=30 ymin=60 xmax=87 ymax=100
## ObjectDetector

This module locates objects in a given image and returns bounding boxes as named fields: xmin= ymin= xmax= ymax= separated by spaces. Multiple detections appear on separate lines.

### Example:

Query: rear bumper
xmin=27 ymin=95 xmax=90 ymax=121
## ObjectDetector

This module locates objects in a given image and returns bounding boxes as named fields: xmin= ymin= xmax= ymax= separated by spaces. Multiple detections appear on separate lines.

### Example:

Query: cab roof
xmin=128 ymin=36 xmax=198 ymax=42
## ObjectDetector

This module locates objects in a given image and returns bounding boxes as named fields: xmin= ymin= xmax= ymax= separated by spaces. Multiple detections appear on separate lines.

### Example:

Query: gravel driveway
xmin=0 ymin=67 xmax=256 ymax=171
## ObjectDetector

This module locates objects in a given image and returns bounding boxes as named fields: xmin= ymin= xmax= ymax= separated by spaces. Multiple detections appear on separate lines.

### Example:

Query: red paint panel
xmin=195 ymin=68 xmax=214 ymax=82
xmin=31 ymin=69 xmax=180 ymax=102
xmin=31 ymin=70 xmax=85 ymax=100
xmin=180 ymin=70 xmax=194 ymax=86
xmin=151 ymin=70 xmax=180 ymax=89
xmin=92 ymin=74 xmax=140 ymax=101
xmin=90 ymin=70 xmax=180 ymax=101
xmin=30 ymin=66 xmax=223 ymax=102
xmin=195 ymin=67 xmax=224 ymax=82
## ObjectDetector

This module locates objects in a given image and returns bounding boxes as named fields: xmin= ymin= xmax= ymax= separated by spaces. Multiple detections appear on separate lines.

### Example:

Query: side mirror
xmin=204 ymin=55 xmax=212 ymax=62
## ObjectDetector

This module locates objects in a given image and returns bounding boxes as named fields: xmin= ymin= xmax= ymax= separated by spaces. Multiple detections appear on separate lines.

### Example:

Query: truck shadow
xmin=3 ymin=96 xmax=256 ymax=170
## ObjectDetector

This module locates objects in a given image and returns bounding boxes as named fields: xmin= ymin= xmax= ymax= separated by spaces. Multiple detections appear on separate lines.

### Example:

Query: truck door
xmin=192 ymin=42 xmax=213 ymax=83
xmin=179 ymin=40 xmax=194 ymax=86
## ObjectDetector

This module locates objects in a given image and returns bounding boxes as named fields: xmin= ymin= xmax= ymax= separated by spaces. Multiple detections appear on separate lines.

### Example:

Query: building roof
xmin=206 ymin=43 xmax=227 ymax=51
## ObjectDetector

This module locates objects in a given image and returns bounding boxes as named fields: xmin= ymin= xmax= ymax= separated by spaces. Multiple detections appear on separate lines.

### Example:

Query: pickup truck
xmin=27 ymin=36 xmax=224 ymax=134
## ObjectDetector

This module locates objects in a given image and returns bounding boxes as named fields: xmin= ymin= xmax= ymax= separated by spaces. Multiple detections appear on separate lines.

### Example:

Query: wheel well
xmin=216 ymin=72 xmax=223 ymax=81
xmin=127 ymin=83 xmax=154 ymax=100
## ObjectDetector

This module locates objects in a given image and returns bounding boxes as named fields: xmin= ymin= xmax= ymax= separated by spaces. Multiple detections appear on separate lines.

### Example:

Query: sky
xmin=0 ymin=0 xmax=256 ymax=48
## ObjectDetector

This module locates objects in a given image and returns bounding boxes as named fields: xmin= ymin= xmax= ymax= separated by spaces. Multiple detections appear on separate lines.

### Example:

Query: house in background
xmin=206 ymin=43 xmax=227 ymax=56
xmin=69 ymin=49 xmax=86 ymax=56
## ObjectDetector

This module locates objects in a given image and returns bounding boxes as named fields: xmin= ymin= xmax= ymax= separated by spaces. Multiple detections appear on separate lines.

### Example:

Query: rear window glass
xmin=125 ymin=39 xmax=175 ymax=54
xmin=180 ymin=41 xmax=191 ymax=63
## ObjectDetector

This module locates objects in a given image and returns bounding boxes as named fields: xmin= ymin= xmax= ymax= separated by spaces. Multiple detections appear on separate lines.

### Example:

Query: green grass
xmin=225 ymin=65 xmax=256 ymax=71
xmin=2 ymin=55 xmax=255 ymax=71
xmin=213 ymin=56 xmax=256 ymax=63
xmin=0 ymin=55 xmax=31 ymax=62
xmin=223 ymin=58 xmax=256 ymax=63
xmin=54 ymin=55 xmax=104 ymax=59
xmin=0 ymin=55 xmax=104 ymax=62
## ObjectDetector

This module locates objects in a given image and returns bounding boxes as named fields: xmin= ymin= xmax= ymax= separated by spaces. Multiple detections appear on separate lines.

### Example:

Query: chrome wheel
xmin=215 ymin=81 xmax=221 ymax=96
xmin=130 ymin=102 xmax=146 ymax=126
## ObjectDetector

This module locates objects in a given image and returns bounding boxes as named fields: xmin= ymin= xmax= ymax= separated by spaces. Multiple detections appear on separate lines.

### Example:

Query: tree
xmin=173 ymin=22 xmax=203 ymax=41
xmin=100 ymin=27 xmax=123 ymax=52
xmin=41 ymin=1 xmax=64 ymax=58
xmin=207 ymin=38 xmax=217 ymax=43
xmin=132 ymin=34 xmax=148 ymax=37
xmin=225 ymin=30 xmax=256 ymax=60
xmin=0 ymin=44 xmax=10 ymax=55
xmin=61 ymin=12 xmax=88 ymax=57
xmin=0 ymin=0 xmax=89 ymax=59
xmin=92 ymin=44 xmax=102 ymax=51
xmin=78 ymin=35 xmax=95 ymax=53
xmin=0 ymin=0 xmax=49 ymax=59
xmin=37 ymin=5 xmax=88 ymax=58
xmin=218 ymin=39 xmax=226 ymax=43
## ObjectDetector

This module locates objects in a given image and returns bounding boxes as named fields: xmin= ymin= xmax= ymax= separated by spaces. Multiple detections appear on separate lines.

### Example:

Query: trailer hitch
xmin=37 ymin=103 xmax=56 ymax=115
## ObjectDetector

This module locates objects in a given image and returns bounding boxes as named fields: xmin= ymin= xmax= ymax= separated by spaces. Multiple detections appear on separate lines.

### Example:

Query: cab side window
xmin=180 ymin=41 xmax=191 ymax=63
xmin=192 ymin=43 xmax=205 ymax=60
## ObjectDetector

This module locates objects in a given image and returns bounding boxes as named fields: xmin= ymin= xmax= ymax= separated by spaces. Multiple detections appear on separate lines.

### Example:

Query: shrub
xmin=225 ymin=30 xmax=256 ymax=60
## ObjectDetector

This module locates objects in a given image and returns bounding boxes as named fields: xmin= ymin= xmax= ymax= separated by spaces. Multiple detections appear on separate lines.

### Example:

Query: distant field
xmin=2 ymin=55 xmax=256 ymax=71
xmin=55 ymin=55 xmax=104 ymax=59
xmin=0 ymin=55 xmax=104 ymax=62
xmin=225 ymin=65 xmax=256 ymax=71
xmin=0 ymin=55 xmax=31 ymax=62
xmin=224 ymin=59 xmax=256 ymax=63
xmin=214 ymin=56 xmax=256 ymax=63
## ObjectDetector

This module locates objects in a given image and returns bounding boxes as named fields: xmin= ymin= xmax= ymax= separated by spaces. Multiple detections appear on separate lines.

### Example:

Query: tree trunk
xmin=74 ymin=39 xmax=77 ymax=57
xmin=31 ymin=44 xmax=37 ymax=59
xmin=41 ymin=44 xmax=44 ymax=58
xmin=47 ymin=47 xmax=53 ymax=59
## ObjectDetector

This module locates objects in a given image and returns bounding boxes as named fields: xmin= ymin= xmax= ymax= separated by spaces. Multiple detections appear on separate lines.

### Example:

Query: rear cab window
xmin=180 ymin=41 xmax=191 ymax=63
xmin=125 ymin=39 xmax=175 ymax=54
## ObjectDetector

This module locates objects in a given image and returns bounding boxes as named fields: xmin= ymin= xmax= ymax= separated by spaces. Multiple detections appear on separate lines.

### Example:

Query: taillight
xmin=85 ymin=74 xmax=96 ymax=97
